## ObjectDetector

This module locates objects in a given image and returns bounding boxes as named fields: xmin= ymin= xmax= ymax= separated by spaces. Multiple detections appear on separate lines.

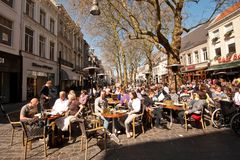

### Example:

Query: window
xmin=0 ymin=15 xmax=12 ymax=46
xmin=1 ymin=0 xmax=13 ymax=8
xmin=213 ymin=29 xmax=219 ymax=38
xmin=187 ymin=54 xmax=192 ymax=64
xmin=228 ymin=43 xmax=236 ymax=54
xmin=50 ymin=18 xmax=54 ymax=34
xmin=25 ymin=27 xmax=33 ymax=53
xmin=202 ymin=48 xmax=208 ymax=61
xmin=39 ymin=36 xmax=45 ymax=57
xmin=194 ymin=51 xmax=199 ymax=63
xmin=215 ymin=47 xmax=221 ymax=57
xmin=225 ymin=23 xmax=233 ymax=32
xmin=50 ymin=42 xmax=54 ymax=61
xmin=26 ymin=0 xmax=34 ymax=18
xmin=40 ymin=9 xmax=46 ymax=27
xmin=59 ymin=20 xmax=63 ymax=34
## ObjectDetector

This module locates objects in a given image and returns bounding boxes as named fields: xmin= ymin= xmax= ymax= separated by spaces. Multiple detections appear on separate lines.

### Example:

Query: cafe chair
xmin=132 ymin=104 xmax=145 ymax=138
xmin=21 ymin=121 xmax=47 ymax=159
xmin=184 ymin=104 xmax=206 ymax=131
xmin=6 ymin=111 xmax=24 ymax=146
xmin=78 ymin=118 xmax=107 ymax=160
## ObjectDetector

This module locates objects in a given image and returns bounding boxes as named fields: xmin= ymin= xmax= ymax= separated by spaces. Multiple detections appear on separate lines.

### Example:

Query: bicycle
xmin=211 ymin=100 xmax=238 ymax=128
xmin=230 ymin=111 xmax=240 ymax=136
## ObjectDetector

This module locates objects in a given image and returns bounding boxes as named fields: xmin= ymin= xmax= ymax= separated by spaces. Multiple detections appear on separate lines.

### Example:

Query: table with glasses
xmin=154 ymin=102 xmax=185 ymax=128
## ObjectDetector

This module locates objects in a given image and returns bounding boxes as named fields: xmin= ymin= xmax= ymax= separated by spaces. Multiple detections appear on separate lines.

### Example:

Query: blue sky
xmin=56 ymin=0 xmax=224 ymax=56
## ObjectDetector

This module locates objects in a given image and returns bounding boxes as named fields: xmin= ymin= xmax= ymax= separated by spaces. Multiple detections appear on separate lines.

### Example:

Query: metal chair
xmin=21 ymin=121 xmax=47 ymax=159
xmin=6 ymin=111 xmax=24 ymax=146
xmin=78 ymin=118 xmax=106 ymax=160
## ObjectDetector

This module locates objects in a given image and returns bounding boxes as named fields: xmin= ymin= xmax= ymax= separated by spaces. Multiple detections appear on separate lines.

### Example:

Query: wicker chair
xmin=184 ymin=103 xmax=206 ymax=131
xmin=131 ymin=103 xmax=145 ymax=138
xmin=21 ymin=121 xmax=47 ymax=159
xmin=6 ymin=111 xmax=24 ymax=146
xmin=78 ymin=118 xmax=106 ymax=160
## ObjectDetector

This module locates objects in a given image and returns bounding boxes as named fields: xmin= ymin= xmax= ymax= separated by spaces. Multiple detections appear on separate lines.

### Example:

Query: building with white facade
xmin=206 ymin=2 xmax=240 ymax=79
xmin=21 ymin=0 xmax=59 ymax=101
xmin=0 ymin=0 xmax=22 ymax=103
xmin=152 ymin=52 xmax=168 ymax=84
xmin=180 ymin=22 xmax=210 ymax=82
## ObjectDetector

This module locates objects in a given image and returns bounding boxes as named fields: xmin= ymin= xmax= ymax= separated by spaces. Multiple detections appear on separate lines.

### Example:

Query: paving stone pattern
xmin=0 ymin=121 xmax=240 ymax=160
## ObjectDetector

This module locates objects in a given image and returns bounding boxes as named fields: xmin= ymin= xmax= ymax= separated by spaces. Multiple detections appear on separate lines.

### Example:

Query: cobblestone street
xmin=1 ymin=120 xmax=240 ymax=160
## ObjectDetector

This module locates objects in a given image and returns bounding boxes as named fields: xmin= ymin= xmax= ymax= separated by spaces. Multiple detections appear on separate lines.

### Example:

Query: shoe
xmin=187 ymin=124 xmax=192 ymax=129
xmin=129 ymin=132 xmax=133 ymax=136
xmin=126 ymin=132 xmax=132 ymax=138
xmin=157 ymin=125 xmax=164 ymax=129
xmin=110 ymin=134 xmax=120 ymax=143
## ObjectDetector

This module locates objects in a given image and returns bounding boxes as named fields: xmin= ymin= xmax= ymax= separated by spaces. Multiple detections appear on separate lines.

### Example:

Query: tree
xmin=70 ymin=0 xmax=237 ymax=89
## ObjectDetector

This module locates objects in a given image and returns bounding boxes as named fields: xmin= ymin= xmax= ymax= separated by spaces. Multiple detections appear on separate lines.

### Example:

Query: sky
xmin=55 ymin=0 xmax=227 ymax=57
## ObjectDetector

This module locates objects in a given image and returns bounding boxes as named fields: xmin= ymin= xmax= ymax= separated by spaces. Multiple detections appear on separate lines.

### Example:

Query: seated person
xmin=233 ymin=87 xmax=240 ymax=108
xmin=52 ymin=91 xmax=69 ymax=114
xmin=145 ymin=90 xmax=165 ymax=129
xmin=212 ymin=86 xmax=230 ymax=101
xmin=20 ymin=98 xmax=39 ymax=121
xmin=178 ymin=91 xmax=207 ymax=128
xmin=117 ymin=88 xmax=130 ymax=108
xmin=79 ymin=90 xmax=89 ymax=114
xmin=105 ymin=87 xmax=112 ymax=99
xmin=95 ymin=90 xmax=110 ymax=130
xmin=124 ymin=91 xmax=141 ymax=138
xmin=55 ymin=94 xmax=80 ymax=131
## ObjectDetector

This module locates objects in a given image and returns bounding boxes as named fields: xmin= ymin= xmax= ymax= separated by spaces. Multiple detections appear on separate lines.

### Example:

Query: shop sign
xmin=187 ymin=65 xmax=195 ymax=70
xmin=32 ymin=63 xmax=53 ymax=70
xmin=217 ymin=53 xmax=240 ymax=63
xmin=0 ymin=57 xmax=4 ymax=64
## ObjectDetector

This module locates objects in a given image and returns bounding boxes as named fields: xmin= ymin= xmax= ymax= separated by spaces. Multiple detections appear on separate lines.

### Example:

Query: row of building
xmin=0 ymin=0 xmax=100 ymax=103
xmin=137 ymin=2 xmax=240 ymax=84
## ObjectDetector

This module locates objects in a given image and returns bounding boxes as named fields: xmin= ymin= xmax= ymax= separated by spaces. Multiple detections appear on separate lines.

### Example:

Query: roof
xmin=214 ymin=2 xmax=240 ymax=23
xmin=180 ymin=22 xmax=209 ymax=52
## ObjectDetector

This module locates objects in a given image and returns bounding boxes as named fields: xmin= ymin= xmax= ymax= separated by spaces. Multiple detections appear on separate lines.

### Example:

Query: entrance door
xmin=0 ymin=72 xmax=10 ymax=103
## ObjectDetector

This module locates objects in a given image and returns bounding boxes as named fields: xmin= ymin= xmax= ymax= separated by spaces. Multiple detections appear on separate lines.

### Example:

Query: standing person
xmin=40 ymin=80 xmax=52 ymax=110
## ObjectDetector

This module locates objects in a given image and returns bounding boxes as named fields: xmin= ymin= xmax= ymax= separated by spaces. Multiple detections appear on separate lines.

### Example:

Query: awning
xmin=206 ymin=60 xmax=240 ymax=71
xmin=60 ymin=69 xmax=69 ymax=80
xmin=181 ymin=67 xmax=207 ymax=73
xmin=60 ymin=68 xmax=79 ymax=81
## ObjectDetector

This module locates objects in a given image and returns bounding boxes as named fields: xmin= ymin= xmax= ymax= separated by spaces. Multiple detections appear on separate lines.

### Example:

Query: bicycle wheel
xmin=230 ymin=113 xmax=240 ymax=136
xmin=211 ymin=108 xmax=224 ymax=128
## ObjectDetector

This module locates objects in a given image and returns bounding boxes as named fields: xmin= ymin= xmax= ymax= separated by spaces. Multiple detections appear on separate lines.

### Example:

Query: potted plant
xmin=214 ymin=55 xmax=221 ymax=61
xmin=212 ymin=37 xmax=219 ymax=44
xmin=224 ymin=30 xmax=233 ymax=40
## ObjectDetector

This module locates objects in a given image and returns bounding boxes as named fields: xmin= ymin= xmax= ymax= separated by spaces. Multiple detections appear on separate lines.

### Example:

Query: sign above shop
xmin=32 ymin=63 xmax=53 ymax=70
xmin=217 ymin=53 xmax=240 ymax=63
xmin=0 ymin=57 xmax=4 ymax=64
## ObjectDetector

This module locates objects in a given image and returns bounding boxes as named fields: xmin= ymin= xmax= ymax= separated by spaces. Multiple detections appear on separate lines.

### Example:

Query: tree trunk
xmin=168 ymin=0 xmax=184 ymax=92
xmin=121 ymin=50 xmax=128 ymax=87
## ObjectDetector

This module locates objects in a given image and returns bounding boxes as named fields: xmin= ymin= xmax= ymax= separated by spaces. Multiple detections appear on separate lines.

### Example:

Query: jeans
xmin=152 ymin=108 xmax=163 ymax=126
xmin=124 ymin=114 xmax=137 ymax=133
xmin=101 ymin=116 xmax=110 ymax=129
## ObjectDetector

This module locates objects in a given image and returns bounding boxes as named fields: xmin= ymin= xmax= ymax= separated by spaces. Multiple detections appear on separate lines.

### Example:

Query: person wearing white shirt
xmin=52 ymin=91 xmax=69 ymax=114
xmin=125 ymin=91 xmax=141 ymax=138
xmin=233 ymin=87 xmax=240 ymax=107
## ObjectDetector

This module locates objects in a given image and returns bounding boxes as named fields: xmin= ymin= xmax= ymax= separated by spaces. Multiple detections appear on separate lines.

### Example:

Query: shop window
xmin=228 ymin=43 xmax=236 ymax=54
xmin=39 ymin=36 xmax=45 ymax=58
xmin=1 ymin=0 xmax=13 ymax=8
xmin=50 ymin=42 xmax=55 ymax=61
xmin=202 ymin=48 xmax=208 ymax=61
xmin=26 ymin=0 xmax=34 ymax=18
xmin=50 ymin=18 xmax=55 ymax=34
xmin=25 ymin=27 xmax=34 ymax=53
xmin=40 ymin=9 xmax=46 ymax=27
xmin=0 ymin=15 xmax=12 ymax=46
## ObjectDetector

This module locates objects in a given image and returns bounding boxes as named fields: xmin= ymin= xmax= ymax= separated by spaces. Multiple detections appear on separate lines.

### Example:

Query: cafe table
xmin=107 ymin=99 xmax=120 ymax=109
xmin=154 ymin=102 xmax=185 ymax=128
xmin=35 ymin=112 xmax=63 ymax=147
xmin=102 ymin=110 xmax=127 ymax=143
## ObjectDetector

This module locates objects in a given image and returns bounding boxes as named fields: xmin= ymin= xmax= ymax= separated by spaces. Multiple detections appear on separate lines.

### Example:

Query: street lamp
xmin=167 ymin=64 xmax=183 ymax=93
xmin=90 ymin=0 xmax=100 ymax=15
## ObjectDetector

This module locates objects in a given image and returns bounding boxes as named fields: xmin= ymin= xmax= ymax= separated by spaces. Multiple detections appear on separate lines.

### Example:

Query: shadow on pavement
xmin=104 ymin=129 xmax=240 ymax=160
